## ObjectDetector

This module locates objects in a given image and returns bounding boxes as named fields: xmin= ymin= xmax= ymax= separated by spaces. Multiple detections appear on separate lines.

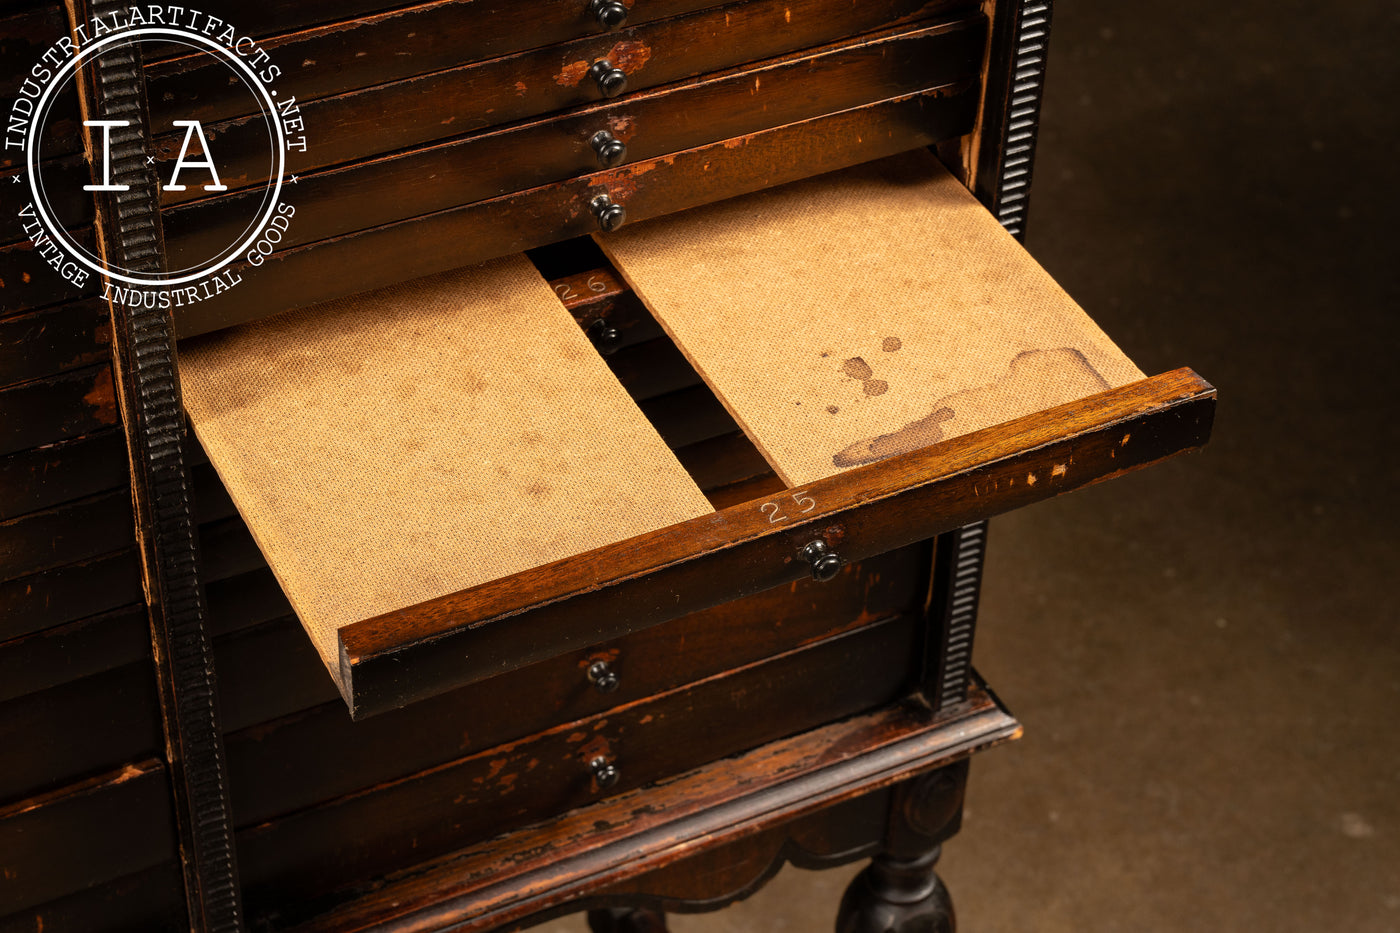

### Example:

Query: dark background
xmin=543 ymin=1 xmax=1400 ymax=929
xmin=947 ymin=0 xmax=1399 ymax=929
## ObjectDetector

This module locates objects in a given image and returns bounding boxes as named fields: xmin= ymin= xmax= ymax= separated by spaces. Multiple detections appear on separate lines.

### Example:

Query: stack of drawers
xmin=146 ymin=0 xmax=990 ymax=336
xmin=0 ymin=1 xmax=1216 ymax=930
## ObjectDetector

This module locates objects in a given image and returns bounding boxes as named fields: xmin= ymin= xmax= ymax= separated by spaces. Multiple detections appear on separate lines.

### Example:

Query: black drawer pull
xmin=801 ymin=539 xmax=844 ymax=583
xmin=590 ymin=129 xmax=628 ymax=168
xmin=590 ymin=755 xmax=621 ymax=789
xmin=588 ymin=0 xmax=629 ymax=31
xmin=589 ymin=59 xmax=628 ymax=98
xmin=590 ymin=193 xmax=627 ymax=232
xmin=586 ymin=659 xmax=621 ymax=692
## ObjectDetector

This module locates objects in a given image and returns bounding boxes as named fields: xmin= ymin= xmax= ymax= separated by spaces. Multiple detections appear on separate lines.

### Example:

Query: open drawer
xmin=180 ymin=150 xmax=1214 ymax=719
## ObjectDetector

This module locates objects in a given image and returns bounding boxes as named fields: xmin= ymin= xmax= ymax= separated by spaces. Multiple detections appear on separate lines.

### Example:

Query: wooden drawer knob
xmin=590 ymin=755 xmax=621 ymax=789
xmin=801 ymin=539 xmax=844 ymax=583
xmin=590 ymin=193 xmax=627 ymax=232
xmin=587 ymin=659 xmax=621 ymax=692
xmin=589 ymin=59 xmax=629 ymax=98
xmin=590 ymin=129 xmax=628 ymax=168
xmin=588 ymin=0 xmax=629 ymax=31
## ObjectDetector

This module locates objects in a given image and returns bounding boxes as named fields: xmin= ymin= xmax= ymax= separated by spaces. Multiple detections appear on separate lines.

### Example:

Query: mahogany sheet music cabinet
xmin=0 ymin=1 xmax=1214 ymax=931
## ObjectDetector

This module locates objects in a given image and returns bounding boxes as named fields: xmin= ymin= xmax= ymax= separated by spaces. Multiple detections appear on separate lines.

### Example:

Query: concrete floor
xmin=541 ymin=1 xmax=1400 ymax=929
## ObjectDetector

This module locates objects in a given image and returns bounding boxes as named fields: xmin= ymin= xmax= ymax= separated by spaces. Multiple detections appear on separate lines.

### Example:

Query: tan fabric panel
xmin=180 ymin=255 xmax=712 ymax=688
xmin=598 ymin=149 xmax=1145 ymax=487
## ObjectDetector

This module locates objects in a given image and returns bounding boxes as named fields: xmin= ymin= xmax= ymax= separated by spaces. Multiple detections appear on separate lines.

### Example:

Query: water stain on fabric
xmin=864 ymin=380 xmax=888 ymax=397
xmin=833 ymin=348 xmax=1109 ymax=468
xmin=840 ymin=357 xmax=873 ymax=381
xmin=882 ymin=337 xmax=903 ymax=352
xmin=827 ymin=405 xmax=840 ymax=414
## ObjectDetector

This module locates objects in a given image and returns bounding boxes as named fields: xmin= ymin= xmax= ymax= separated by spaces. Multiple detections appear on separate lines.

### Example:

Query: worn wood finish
xmin=0 ymin=487 xmax=132 ymax=582
xmin=160 ymin=19 xmax=985 ymax=263
xmin=0 ymin=613 xmax=327 ymax=810
xmin=0 ymin=364 xmax=116 ymax=457
xmin=0 ymin=660 xmax=159 ymax=802
xmin=239 ymin=615 xmax=919 ymax=914
xmin=0 ymin=299 xmax=107 ymax=384
xmin=341 ymin=369 xmax=1214 ymax=717
xmin=0 ymin=546 xmax=921 ymax=924
xmin=0 ymin=604 xmax=148 ymax=704
xmin=226 ymin=547 xmax=923 ymax=827
xmin=214 ymin=618 xmax=339 ymax=734
xmin=146 ymin=0 xmax=789 ymax=127
xmin=584 ymin=790 xmax=891 ymax=911
xmin=0 ymin=862 xmax=186 ymax=933
xmin=0 ymin=759 xmax=175 ymax=915
xmin=147 ymin=0 xmax=972 ymax=198
xmin=0 ymin=96 xmax=78 ymax=177
xmin=0 ymin=156 xmax=90 ymax=248
xmin=0 ymin=400 xmax=767 ymax=647
xmin=0 ymin=614 xmax=317 ymax=806
xmin=0 ymin=430 xmax=127 ymax=520
xmin=0 ymin=226 xmax=99 ymax=315
xmin=279 ymin=685 xmax=1017 ymax=933
xmin=176 ymin=87 xmax=976 ymax=337
xmin=0 ymin=4 xmax=68 ymax=97
xmin=0 ymin=548 xmax=142 ymax=642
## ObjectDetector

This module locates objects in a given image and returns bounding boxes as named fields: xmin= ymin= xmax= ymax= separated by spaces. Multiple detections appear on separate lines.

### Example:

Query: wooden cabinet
xmin=0 ymin=1 xmax=1212 ymax=931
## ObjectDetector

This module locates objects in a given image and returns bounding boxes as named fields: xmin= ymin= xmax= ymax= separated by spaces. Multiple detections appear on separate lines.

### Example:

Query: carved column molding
xmin=64 ymin=2 xmax=244 ymax=930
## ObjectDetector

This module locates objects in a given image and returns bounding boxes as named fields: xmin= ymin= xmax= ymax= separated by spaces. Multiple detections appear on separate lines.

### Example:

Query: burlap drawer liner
xmin=599 ymin=149 xmax=1144 ymax=488
xmin=180 ymin=255 xmax=713 ymax=688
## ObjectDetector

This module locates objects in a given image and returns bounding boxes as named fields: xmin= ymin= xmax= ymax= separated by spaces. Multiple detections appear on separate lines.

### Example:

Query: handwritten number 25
xmin=760 ymin=491 xmax=817 ymax=524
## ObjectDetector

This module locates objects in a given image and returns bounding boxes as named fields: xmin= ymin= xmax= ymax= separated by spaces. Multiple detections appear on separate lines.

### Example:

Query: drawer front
xmin=223 ymin=547 xmax=927 ymax=826
xmin=236 ymin=611 xmax=920 ymax=912
xmin=162 ymin=17 xmax=986 ymax=267
xmin=149 ymin=0 xmax=972 ymax=203
xmin=145 ymin=0 xmax=747 ymax=126
xmin=178 ymin=86 xmax=976 ymax=337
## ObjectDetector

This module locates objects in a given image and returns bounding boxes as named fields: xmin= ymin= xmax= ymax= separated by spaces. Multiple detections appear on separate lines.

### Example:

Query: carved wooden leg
xmin=835 ymin=845 xmax=954 ymax=933
xmin=586 ymin=906 xmax=669 ymax=933
xmin=836 ymin=762 xmax=968 ymax=933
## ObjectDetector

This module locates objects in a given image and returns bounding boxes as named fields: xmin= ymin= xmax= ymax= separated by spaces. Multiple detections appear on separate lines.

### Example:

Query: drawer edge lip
xmin=338 ymin=367 xmax=1215 ymax=718
xmin=284 ymin=681 xmax=1021 ymax=933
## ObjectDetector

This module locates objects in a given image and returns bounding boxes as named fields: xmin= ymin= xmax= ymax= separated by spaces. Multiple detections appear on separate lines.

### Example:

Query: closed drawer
xmin=223 ymin=546 xmax=927 ymax=827
xmin=162 ymin=17 xmax=987 ymax=269
xmin=145 ymin=0 xmax=752 ymax=126
xmin=177 ymin=85 xmax=978 ymax=335
xmin=149 ymin=0 xmax=974 ymax=209
xmin=235 ymin=611 xmax=921 ymax=912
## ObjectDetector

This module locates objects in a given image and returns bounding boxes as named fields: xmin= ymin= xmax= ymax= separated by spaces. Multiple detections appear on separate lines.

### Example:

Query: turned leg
xmin=836 ymin=761 xmax=968 ymax=933
xmin=586 ymin=907 xmax=669 ymax=933
xmin=835 ymin=845 xmax=954 ymax=933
